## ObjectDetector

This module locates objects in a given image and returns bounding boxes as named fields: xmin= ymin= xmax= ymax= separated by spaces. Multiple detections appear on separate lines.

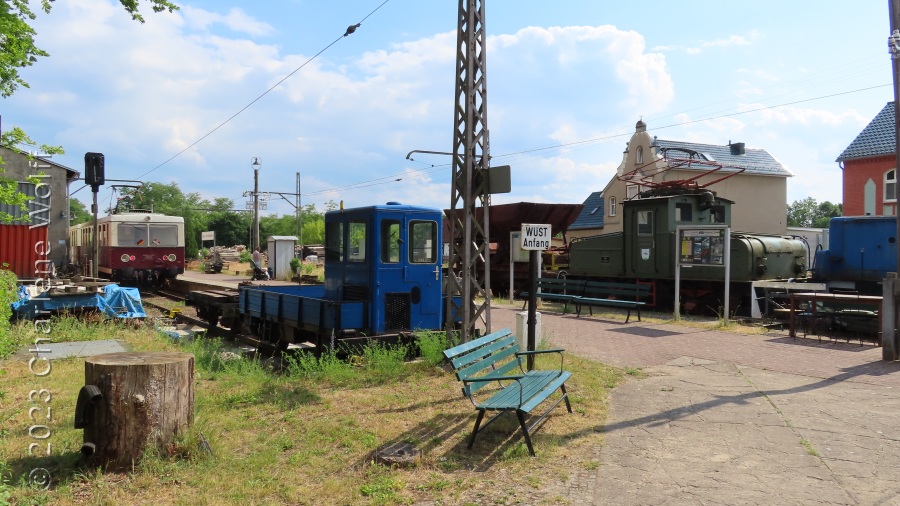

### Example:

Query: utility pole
xmin=252 ymin=157 xmax=261 ymax=252
xmin=447 ymin=0 xmax=492 ymax=342
xmin=886 ymin=0 xmax=900 ymax=360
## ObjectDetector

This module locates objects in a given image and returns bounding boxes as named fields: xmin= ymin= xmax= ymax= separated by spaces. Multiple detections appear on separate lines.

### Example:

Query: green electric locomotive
xmin=567 ymin=187 xmax=808 ymax=314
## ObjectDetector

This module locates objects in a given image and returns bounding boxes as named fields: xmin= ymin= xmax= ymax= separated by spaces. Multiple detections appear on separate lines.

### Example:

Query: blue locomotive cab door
xmin=376 ymin=214 xmax=442 ymax=332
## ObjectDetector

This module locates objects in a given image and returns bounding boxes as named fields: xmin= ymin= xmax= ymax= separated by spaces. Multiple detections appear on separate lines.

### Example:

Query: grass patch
xmin=0 ymin=317 xmax=625 ymax=505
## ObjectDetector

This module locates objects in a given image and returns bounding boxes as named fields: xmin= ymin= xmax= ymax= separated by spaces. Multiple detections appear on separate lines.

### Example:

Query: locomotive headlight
xmin=121 ymin=254 xmax=130 ymax=262
xmin=167 ymin=254 xmax=177 ymax=262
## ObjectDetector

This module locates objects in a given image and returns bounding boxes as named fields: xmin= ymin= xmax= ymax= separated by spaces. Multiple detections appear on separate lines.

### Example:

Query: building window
xmin=636 ymin=146 xmax=643 ymax=164
xmin=885 ymin=169 xmax=897 ymax=203
xmin=609 ymin=197 xmax=617 ymax=217
xmin=626 ymin=184 xmax=639 ymax=199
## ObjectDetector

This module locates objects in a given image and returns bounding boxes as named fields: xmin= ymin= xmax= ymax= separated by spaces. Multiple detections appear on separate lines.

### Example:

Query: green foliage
xmin=787 ymin=197 xmax=842 ymax=228
xmin=0 ymin=269 xmax=18 ymax=358
xmin=239 ymin=249 xmax=251 ymax=263
xmin=67 ymin=198 xmax=91 ymax=226
xmin=0 ymin=1 xmax=178 ymax=96
xmin=282 ymin=342 xmax=409 ymax=388
xmin=289 ymin=257 xmax=300 ymax=274
xmin=415 ymin=331 xmax=449 ymax=367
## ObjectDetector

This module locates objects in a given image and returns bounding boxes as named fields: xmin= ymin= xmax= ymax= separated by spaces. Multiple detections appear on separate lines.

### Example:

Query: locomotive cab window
xmin=709 ymin=205 xmax=726 ymax=224
xmin=348 ymin=221 xmax=367 ymax=262
xmin=118 ymin=223 xmax=148 ymax=247
xmin=325 ymin=222 xmax=344 ymax=262
xmin=149 ymin=224 xmax=179 ymax=246
xmin=675 ymin=203 xmax=692 ymax=222
xmin=637 ymin=210 xmax=653 ymax=235
xmin=409 ymin=220 xmax=437 ymax=263
xmin=381 ymin=220 xmax=401 ymax=263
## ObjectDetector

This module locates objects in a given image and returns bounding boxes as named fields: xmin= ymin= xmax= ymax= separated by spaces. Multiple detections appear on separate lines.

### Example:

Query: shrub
xmin=289 ymin=257 xmax=301 ymax=274
xmin=415 ymin=331 xmax=449 ymax=367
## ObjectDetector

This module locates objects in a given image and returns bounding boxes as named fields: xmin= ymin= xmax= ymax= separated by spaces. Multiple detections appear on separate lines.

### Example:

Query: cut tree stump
xmin=79 ymin=351 xmax=194 ymax=469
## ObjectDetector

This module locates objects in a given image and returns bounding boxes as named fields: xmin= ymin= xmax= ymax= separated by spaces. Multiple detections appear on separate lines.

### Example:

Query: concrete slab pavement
xmin=486 ymin=305 xmax=900 ymax=505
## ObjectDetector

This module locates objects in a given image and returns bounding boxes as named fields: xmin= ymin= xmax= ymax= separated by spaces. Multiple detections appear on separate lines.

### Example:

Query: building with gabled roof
xmin=588 ymin=120 xmax=792 ymax=236
xmin=0 ymin=146 xmax=79 ymax=276
xmin=836 ymin=101 xmax=896 ymax=216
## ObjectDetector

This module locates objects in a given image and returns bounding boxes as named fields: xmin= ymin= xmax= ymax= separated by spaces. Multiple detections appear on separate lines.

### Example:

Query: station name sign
xmin=521 ymin=223 xmax=551 ymax=250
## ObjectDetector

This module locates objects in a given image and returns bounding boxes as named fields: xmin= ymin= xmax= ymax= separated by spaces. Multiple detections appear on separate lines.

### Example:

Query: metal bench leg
xmin=561 ymin=384 xmax=572 ymax=413
xmin=517 ymin=411 xmax=536 ymax=457
xmin=468 ymin=410 xmax=486 ymax=449
xmin=624 ymin=309 xmax=631 ymax=324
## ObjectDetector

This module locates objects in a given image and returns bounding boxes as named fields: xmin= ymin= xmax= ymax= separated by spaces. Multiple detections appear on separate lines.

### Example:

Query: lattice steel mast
xmin=446 ymin=0 xmax=492 ymax=342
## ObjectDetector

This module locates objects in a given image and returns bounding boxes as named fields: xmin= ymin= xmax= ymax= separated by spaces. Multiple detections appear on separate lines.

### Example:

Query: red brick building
xmin=837 ymin=102 xmax=896 ymax=217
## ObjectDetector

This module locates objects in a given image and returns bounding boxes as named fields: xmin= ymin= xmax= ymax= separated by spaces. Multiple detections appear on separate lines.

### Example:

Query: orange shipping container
xmin=0 ymin=224 xmax=50 ymax=280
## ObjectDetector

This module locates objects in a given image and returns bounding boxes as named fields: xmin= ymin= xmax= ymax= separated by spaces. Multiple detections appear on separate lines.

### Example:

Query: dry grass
xmin=0 ymin=318 xmax=625 ymax=506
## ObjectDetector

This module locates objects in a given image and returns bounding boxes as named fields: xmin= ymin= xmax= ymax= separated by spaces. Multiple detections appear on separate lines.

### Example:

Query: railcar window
xmin=149 ymin=225 xmax=179 ymax=246
xmin=675 ymin=203 xmax=692 ymax=222
xmin=710 ymin=205 xmax=726 ymax=224
xmin=118 ymin=223 xmax=148 ymax=246
xmin=410 ymin=221 xmax=437 ymax=263
xmin=348 ymin=221 xmax=366 ymax=262
xmin=381 ymin=220 xmax=401 ymax=263
xmin=637 ymin=211 xmax=653 ymax=235
xmin=325 ymin=222 xmax=343 ymax=262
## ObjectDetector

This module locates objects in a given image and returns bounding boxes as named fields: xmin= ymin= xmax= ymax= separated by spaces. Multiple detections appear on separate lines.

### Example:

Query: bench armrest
xmin=464 ymin=373 xmax=525 ymax=384
xmin=515 ymin=349 xmax=565 ymax=372
xmin=516 ymin=348 xmax=564 ymax=355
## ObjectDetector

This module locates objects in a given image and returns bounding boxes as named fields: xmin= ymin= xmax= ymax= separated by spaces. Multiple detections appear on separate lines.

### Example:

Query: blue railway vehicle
xmin=239 ymin=202 xmax=453 ymax=350
xmin=811 ymin=216 xmax=897 ymax=294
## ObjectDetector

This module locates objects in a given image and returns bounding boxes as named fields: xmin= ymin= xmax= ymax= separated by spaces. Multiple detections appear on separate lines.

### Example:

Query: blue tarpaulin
xmin=11 ymin=284 xmax=147 ymax=320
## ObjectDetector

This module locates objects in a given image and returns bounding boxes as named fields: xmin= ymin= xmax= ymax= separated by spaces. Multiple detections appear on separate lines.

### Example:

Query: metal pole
xmin=886 ymin=0 xmax=900 ymax=360
xmin=91 ymin=188 xmax=98 ymax=278
xmin=253 ymin=158 xmax=261 ymax=252
xmin=297 ymin=172 xmax=303 ymax=256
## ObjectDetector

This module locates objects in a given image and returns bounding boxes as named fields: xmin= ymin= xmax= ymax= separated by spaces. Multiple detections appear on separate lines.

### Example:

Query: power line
xmin=132 ymin=0 xmax=392 ymax=181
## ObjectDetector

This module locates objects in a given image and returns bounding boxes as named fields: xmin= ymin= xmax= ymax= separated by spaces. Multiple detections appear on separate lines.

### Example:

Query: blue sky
xmin=2 ymin=0 xmax=892 ymax=217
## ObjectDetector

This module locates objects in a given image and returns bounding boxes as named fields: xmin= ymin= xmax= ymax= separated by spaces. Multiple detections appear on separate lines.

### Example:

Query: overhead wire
xmin=263 ymin=80 xmax=892 ymax=208
xmin=131 ymin=0 xmax=392 ymax=182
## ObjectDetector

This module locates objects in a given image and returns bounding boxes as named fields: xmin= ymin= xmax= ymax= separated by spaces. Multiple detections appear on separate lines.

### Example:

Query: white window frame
xmin=626 ymin=184 xmax=640 ymax=200
xmin=608 ymin=196 xmax=617 ymax=217
xmin=885 ymin=169 xmax=897 ymax=203
xmin=636 ymin=146 xmax=643 ymax=164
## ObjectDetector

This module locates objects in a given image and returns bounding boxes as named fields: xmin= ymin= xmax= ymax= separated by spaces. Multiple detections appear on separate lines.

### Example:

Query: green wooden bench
xmin=443 ymin=328 xmax=572 ymax=457
xmin=573 ymin=280 xmax=651 ymax=323
xmin=519 ymin=277 xmax=586 ymax=313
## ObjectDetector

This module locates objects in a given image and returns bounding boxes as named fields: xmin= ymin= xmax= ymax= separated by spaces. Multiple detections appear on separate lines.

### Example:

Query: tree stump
xmin=80 ymin=352 xmax=194 ymax=469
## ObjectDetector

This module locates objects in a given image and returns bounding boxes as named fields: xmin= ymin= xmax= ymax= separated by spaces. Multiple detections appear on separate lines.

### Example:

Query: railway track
xmin=141 ymin=287 xmax=280 ymax=355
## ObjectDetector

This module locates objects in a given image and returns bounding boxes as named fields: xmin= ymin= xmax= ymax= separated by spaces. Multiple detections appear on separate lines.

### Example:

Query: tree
xmin=0 ymin=1 xmax=178 ymax=217
xmin=787 ymin=197 xmax=842 ymax=228
xmin=0 ymin=0 xmax=178 ymax=98
xmin=68 ymin=198 xmax=91 ymax=225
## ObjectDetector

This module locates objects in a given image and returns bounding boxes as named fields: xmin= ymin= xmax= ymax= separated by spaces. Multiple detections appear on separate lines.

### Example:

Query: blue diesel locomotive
xmin=239 ymin=202 xmax=454 ymax=350
xmin=811 ymin=215 xmax=897 ymax=294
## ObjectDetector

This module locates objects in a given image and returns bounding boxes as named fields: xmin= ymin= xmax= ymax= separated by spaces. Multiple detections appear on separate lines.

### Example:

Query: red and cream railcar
xmin=69 ymin=211 xmax=185 ymax=284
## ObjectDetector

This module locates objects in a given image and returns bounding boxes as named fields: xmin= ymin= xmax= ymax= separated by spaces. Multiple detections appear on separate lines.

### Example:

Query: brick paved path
xmin=488 ymin=305 xmax=900 ymax=386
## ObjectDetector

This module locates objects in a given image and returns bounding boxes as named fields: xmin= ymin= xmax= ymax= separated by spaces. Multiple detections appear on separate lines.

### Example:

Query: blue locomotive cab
xmin=324 ymin=202 xmax=444 ymax=334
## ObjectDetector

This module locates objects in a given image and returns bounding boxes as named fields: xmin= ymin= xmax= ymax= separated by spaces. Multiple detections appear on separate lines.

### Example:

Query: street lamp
xmin=252 ymin=157 xmax=261 ymax=252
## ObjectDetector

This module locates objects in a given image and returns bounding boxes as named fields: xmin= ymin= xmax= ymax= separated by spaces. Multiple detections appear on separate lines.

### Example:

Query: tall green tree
xmin=0 ymin=0 xmax=178 ymax=217
xmin=787 ymin=197 xmax=843 ymax=228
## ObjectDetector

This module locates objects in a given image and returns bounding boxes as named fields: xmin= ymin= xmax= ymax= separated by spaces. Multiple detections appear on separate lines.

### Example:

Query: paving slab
xmin=484 ymin=306 xmax=900 ymax=505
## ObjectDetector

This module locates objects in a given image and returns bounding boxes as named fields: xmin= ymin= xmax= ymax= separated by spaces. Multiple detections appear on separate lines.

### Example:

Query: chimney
xmin=729 ymin=142 xmax=745 ymax=155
